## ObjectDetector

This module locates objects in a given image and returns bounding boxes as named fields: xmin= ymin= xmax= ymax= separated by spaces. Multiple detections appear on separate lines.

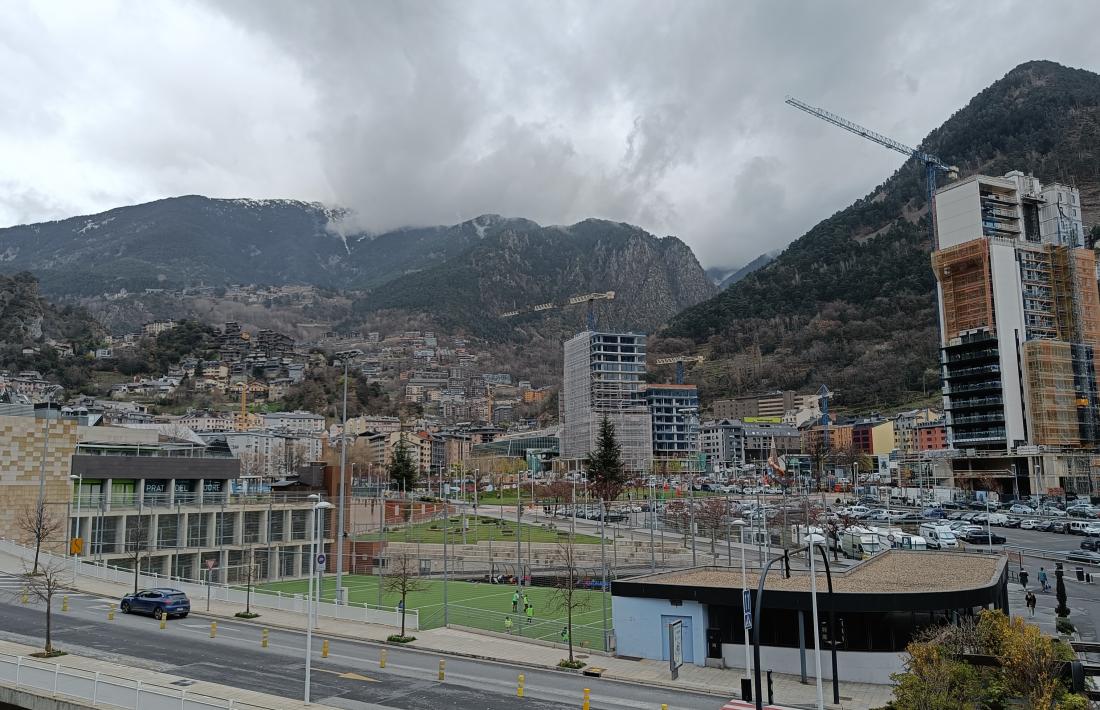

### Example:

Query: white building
xmin=560 ymin=331 xmax=652 ymax=473
xmin=262 ymin=411 xmax=325 ymax=435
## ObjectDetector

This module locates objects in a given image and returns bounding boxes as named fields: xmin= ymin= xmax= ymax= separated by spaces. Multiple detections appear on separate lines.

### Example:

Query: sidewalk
xmin=0 ymin=550 xmax=892 ymax=709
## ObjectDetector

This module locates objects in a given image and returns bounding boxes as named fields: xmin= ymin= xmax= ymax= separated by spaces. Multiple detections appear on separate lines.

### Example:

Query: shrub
xmin=387 ymin=634 xmax=415 ymax=643
xmin=558 ymin=659 xmax=586 ymax=669
xmin=234 ymin=611 xmax=260 ymax=619
xmin=1056 ymin=617 xmax=1076 ymax=635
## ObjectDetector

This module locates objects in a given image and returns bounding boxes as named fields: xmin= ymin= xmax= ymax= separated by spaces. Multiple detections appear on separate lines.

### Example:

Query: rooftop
xmin=621 ymin=550 xmax=1005 ymax=595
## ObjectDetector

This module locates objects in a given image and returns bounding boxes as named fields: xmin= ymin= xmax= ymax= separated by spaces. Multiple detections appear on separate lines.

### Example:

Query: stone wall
xmin=0 ymin=415 xmax=79 ymax=553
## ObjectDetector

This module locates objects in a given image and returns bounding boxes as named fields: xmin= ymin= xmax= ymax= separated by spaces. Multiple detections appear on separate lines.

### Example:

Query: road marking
xmin=314 ymin=668 xmax=379 ymax=682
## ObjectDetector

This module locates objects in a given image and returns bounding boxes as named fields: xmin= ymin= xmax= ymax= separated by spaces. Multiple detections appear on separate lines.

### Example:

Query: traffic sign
xmin=668 ymin=619 xmax=683 ymax=679
xmin=743 ymin=589 xmax=753 ymax=629
xmin=205 ymin=559 xmax=216 ymax=570
xmin=316 ymin=553 xmax=327 ymax=570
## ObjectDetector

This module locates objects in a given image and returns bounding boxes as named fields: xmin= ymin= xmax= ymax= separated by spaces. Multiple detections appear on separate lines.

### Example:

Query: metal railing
xmin=0 ymin=539 xmax=417 ymax=631
xmin=0 ymin=650 xmax=279 ymax=710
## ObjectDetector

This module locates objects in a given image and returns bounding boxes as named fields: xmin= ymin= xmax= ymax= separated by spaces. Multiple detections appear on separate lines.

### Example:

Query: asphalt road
xmin=0 ymin=574 xmax=726 ymax=710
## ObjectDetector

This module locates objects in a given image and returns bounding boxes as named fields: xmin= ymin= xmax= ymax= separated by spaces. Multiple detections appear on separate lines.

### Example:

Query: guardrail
xmin=0 ymin=650 xmax=281 ymax=709
xmin=0 ymin=540 xmax=417 ymax=631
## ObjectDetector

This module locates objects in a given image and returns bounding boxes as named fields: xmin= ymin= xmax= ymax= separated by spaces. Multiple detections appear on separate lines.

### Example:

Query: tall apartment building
xmin=560 ymin=331 xmax=652 ymax=473
xmin=711 ymin=390 xmax=818 ymax=421
xmin=932 ymin=170 xmax=1100 ymax=495
xmin=645 ymin=384 xmax=700 ymax=459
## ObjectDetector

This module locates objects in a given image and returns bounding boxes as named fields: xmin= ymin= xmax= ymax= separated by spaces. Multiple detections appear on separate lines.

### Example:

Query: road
xmin=0 ymin=574 xmax=726 ymax=710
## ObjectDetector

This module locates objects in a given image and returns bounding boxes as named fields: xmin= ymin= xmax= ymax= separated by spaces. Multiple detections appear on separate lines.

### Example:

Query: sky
xmin=2 ymin=1 xmax=1100 ymax=272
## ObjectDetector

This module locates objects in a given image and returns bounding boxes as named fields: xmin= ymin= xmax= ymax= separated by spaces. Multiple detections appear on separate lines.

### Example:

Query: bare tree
xmin=123 ymin=516 xmax=151 ymax=593
xmin=238 ymin=450 xmax=269 ymax=482
xmin=382 ymin=552 xmax=426 ymax=638
xmin=19 ymin=502 xmax=62 ymax=575
xmin=695 ymin=498 xmax=729 ymax=556
xmin=548 ymin=538 xmax=591 ymax=665
xmin=19 ymin=558 xmax=69 ymax=656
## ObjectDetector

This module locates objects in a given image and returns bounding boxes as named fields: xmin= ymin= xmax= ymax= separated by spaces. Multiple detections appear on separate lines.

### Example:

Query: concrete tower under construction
xmin=560 ymin=331 xmax=653 ymax=474
xmin=932 ymin=170 xmax=1100 ymax=496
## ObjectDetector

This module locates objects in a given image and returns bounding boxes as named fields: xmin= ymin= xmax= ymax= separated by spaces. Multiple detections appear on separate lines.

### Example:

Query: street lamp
xmin=332 ymin=350 xmax=359 ymax=605
xmin=305 ymin=500 xmax=335 ymax=704
xmin=70 ymin=474 xmax=82 ymax=573
xmin=733 ymin=519 xmax=752 ymax=687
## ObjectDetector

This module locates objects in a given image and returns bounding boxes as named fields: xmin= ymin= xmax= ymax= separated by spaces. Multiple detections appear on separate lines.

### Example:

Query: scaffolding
xmin=1024 ymin=339 xmax=1080 ymax=447
xmin=932 ymin=240 xmax=994 ymax=339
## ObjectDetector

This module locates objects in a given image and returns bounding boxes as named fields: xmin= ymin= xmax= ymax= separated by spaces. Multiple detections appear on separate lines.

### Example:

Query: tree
xmin=19 ymin=502 xmax=62 ymax=576
xmin=383 ymin=552 xmax=426 ymax=638
xmin=696 ymin=498 xmax=729 ymax=556
xmin=389 ymin=436 xmax=418 ymax=493
xmin=19 ymin=558 xmax=69 ymax=656
xmin=238 ymin=450 xmax=269 ymax=481
xmin=584 ymin=416 xmax=628 ymax=505
xmin=123 ymin=516 xmax=151 ymax=594
xmin=547 ymin=538 xmax=591 ymax=665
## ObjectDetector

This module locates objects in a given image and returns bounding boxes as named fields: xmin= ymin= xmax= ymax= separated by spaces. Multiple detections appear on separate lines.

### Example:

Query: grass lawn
xmin=258 ymin=573 xmax=609 ymax=649
xmin=363 ymin=516 xmax=603 ymax=545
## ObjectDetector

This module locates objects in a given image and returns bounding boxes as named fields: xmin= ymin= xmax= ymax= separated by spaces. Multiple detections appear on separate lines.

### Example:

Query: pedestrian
xmin=526 ymin=603 xmax=534 ymax=625
xmin=511 ymin=590 xmax=519 ymax=613
xmin=1026 ymin=591 xmax=1037 ymax=617
xmin=523 ymin=592 xmax=530 ymax=610
xmin=504 ymin=615 xmax=514 ymax=634
xmin=1038 ymin=567 xmax=1050 ymax=593
xmin=560 ymin=626 xmax=569 ymax=644
xmin=1019 ymin=569 xmax=1029 ymax=589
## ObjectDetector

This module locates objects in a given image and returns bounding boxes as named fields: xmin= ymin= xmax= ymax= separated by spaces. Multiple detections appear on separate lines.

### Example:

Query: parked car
xmin=120 ymin=588 xmax=190 ymax=619
xmin=1080 ymin=538 xmax=1100 ymax=552
xmin=1002 ymin=517 xmax=1022 ymax=529
xmin=922 ymin=508 xmax=946 ymax=519
xmin=1036 ymin=520 xmax=1055 ymax=532
xmin=960 ymin=529 xmax=1006 ymax=545
xmin=1051 ymin=521 xmax=1069 ymax=534
xmin=1020 ymin=519 xmax=1039 ymax=530
xmin=1009 ymin=504 xmax=1035 ymax=515
xmin=1067 ymin=550 xmax=1100 ymax=565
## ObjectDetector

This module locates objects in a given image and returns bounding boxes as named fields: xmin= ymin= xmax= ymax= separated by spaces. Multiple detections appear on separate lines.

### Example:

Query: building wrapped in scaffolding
xmin=933 ymin=171 xmax=1100 ymax=497
xmin=560 ymin=331 xmax=653 ymax=474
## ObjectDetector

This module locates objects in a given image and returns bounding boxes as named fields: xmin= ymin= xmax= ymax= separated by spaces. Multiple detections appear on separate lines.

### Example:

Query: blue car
xmin=922 ymin=508 xmax=946 ymax=519
xmin=120 ymin=588 xmax=190 ymax=619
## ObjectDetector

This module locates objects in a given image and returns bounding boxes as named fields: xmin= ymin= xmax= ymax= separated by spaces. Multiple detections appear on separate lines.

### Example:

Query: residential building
xmin=851 ymin=419 xmax=896 ymax=456
xmin=700 ymin=419 xmax=801 ymax=468
xmin=262 ymin=411 xmax=325 ymax=436
xmin=711 ymin=390 xmax=819 ymax=421
xmin=560 ymin=331 xmax=652 ymax=473
xmin=932 ymin=170 xmax=1100 ymax=494
xmin=892 ymin=409 xmax=940 ymax=453
xmin=645 ymin=384 xmax=700 ymax=458
xmin=916 ymin=421 xmax=948 ymax=451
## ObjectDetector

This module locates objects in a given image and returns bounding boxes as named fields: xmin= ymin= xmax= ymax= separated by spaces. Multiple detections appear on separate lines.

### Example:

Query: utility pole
xmin=336 ymin=354 xmax=349 ymax=603
xmin=600 ymin=498 xmax=608 ymax=651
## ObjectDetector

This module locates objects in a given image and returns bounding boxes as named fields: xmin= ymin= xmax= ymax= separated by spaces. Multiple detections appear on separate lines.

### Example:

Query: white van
xmin=1068 ymin=520 xmax=1092 ymax=535
xmin=920 ymin=523 xmax=959 ymax=549
xmin=986 ymin=513 xmax=1008 ymax=526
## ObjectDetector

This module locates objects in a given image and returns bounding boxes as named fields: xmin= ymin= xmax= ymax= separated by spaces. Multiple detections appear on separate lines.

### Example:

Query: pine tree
xmin=585 ymin=416 xmax=628 ymax=504
xmin=389 ymin=435 xmax=418 ymax=492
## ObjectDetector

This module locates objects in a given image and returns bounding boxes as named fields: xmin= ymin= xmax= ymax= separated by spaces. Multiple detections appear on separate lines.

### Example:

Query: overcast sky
xmin=3 ymin=1 xmax=1099 ymax=271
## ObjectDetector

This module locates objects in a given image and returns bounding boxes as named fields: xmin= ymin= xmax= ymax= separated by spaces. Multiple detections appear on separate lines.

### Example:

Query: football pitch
xmin=258 ymin=573 xmax=610 ymax=649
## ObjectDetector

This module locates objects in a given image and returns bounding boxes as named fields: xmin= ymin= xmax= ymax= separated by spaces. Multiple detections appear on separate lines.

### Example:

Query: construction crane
xmin=500 ymin=291 xmax=616 ymax=331
xmin=785 ymin=96 xmax=959 ymax=248
xmin=654 ymin=355 xmax=705 ymax=385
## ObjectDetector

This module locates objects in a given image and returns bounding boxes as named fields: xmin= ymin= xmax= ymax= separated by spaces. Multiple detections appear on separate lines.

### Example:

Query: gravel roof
xmin=630 ymin=551 xmax=1004 ymax=594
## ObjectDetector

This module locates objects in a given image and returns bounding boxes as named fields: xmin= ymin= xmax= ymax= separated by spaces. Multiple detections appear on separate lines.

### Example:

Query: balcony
xmin=953 ymin=428 xmax=1007 ymax=443
xmin=945 ymin=348 xmax=999 ymax=365
xmin=944 ymin=380 xmax=1003 ymax=396
xmin=944 ymin=364 xmax=1001 ymax=380
xmin=951 ymin=412 xmax=1006 ymax=425
xmin=945 ymin=395 xmax=1004 ymax=410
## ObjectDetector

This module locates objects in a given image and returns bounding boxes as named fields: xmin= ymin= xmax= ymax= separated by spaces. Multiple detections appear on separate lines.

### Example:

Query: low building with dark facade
xmin=611 ymin=551 xmax=1007 ymax=683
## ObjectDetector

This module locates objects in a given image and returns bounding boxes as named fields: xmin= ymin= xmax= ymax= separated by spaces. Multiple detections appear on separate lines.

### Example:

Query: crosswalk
xmin=721 ymin=700 xmax=801 ymax=710
xmin=0 ymin=571 xmax=114 ymax=609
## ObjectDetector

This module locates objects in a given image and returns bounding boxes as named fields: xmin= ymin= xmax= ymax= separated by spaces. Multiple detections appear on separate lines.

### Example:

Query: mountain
xmin=662 ymin=60 xmax=1100 ymax=408
xmin=352 ymin=218 xmax=716 ymax=340
xmin=0 ymin=196 xmax=492 ymax=296
xmin=717 ymin=251 xmax=778 ymax=290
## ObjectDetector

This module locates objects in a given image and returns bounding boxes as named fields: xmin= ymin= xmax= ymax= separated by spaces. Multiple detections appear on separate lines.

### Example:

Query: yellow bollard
xmin=210 ymin=622 xmax=217 ymax=638
xmin=261 ymin=629 xmax=269 ymax=648
xmin=661 ymin=705 xmax=668 ymax=710
xmin=21 ymin=591 xmax=27 ymax=605
xmin=582 ymin=687 xmax=590 ymax=710
xmin=438 ymin=659 xmax=445 ymax=681
xmin=160 ymin=617 xmax=167 ymax=630
xmin=517 ymin=673 xmax=525 ymax=698
xmin=108 ymin=609 xmax=115 ymax=621
xmin=62 ymin=596 xmax=69 ymax=612
xmin=322 ymin=640 xmax=329 ymax=658
xmin=379 ymin=649 xmax=387 ymax=668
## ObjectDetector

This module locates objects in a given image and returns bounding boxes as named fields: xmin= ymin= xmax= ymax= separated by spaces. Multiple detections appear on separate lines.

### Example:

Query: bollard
xmin=210 ymin=622 xmax=217 ymax=638
xmin=438 ymin=659 xmax=446 ymax=681
xmin=261 ymin=629 xmax=269 ymax=648
xmin=62 ymin=596 xmax=69 ymax=612
xmin=159 ymin=617 xmax=166 ymax=630
xmin=517 ymin=673 xmax=525 ymax=698
xmin=322 ymin=640 xmax=329 ymax=659
xmin=767 ymin=669 xmax=774 ymax=705
xmin=661 ymin=706 xmax=668 ymax=710
xmin=108 ymin=609 xmax=115 ymax=621
xmin=21 ymin=591 xmax=27 ymax=605
xmin=582 ymin=687 xmax=591 ymax=710
xmin=379 ymin=649 xmax=387 ymax=668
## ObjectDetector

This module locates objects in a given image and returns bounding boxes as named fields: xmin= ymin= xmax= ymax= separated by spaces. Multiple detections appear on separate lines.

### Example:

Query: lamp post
xmin=305 ymin=500 xmax=334 ymax=704
xmin=735 ymin=520 xmax=751 ymax=688
xmin=333 ymin=352 xmax=354 ymax=604
xmin=70 ymin=474 xmax=82 ymax=574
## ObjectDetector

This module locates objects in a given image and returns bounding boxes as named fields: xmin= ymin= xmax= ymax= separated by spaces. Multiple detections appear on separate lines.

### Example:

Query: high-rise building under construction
xmin=560 ymin=331 xmax=653 ymax=473
xmin=932 ymin=170 xmax=1099 ymax=495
